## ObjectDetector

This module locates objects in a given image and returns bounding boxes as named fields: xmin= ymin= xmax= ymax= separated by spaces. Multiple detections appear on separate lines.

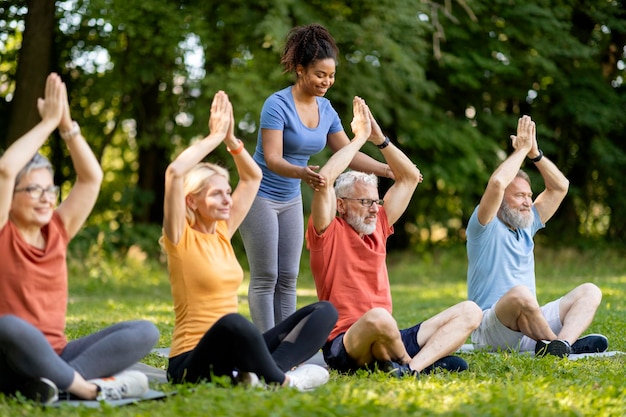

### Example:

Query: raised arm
xmin=476 ymin=115 xmax=534 ymax=226
xmin=225 ymin=107 xmax=262 ymax=238
xmin=311 ymin=97 xmax=372 ymax=233
xmin=55 ymin=82 xmax=104 ymax=239
xmin=371 ymin=110 xmax=422 ymax=226
xmin=528 ymin=138 xmax=569 ymax=225
xmin=327 ymin=131 xmax=392 ymax=179
xmin=0 ymin=73 xmax=64 ymax=229
xmin=163 ymin=91 xmax=231 ymax=244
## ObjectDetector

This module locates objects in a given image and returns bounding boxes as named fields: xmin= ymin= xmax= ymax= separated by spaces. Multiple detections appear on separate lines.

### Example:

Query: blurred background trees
xmin=1 ymin=0 xmax=624 ymax=257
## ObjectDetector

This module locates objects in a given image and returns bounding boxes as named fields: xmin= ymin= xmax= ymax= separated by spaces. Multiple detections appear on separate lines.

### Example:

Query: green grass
xmin=1 ymin=243 xmax=625 ymax=416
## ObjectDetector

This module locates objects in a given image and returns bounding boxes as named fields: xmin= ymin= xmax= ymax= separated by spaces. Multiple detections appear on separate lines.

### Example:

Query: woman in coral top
xmin=0 ymin=73 xmax=159 ymax=404
xmin=162 ymin=91 xmax=336 ymax=390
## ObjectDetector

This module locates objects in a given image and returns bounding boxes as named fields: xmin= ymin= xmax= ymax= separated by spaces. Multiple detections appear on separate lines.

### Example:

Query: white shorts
xmin=471 ymin=298 xmax=563 ymax=352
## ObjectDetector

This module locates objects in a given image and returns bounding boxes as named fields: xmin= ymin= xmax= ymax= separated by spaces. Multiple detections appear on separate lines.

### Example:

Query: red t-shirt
xmin=306 ymin=208 xmax=393 ymax=341
xmin=0 ymin=212 xmax=69 ymax=353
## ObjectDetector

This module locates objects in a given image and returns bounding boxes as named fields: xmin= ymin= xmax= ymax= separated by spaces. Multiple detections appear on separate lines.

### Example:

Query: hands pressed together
xmin=37 ymin=73 xmax=75 ymax=135
xmin=306 ymin=96 xmax=374 ymax=191
xmin=208 ymin=90 xmax=244 ymax=153
xmin=510 ymin=115 xmax=540 ymax=159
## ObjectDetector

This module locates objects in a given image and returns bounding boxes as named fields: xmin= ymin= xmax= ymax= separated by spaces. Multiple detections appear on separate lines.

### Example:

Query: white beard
xmin=499 ymin=202 xmax=534 ymax=229
xmin=345 ymin=210 xmax=377 ymax=235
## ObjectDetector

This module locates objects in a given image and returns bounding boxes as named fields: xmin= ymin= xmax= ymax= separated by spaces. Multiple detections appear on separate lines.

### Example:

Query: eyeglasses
xmin=14 ymin=185 xmax=60 ymax=200
xmin=340 ymin=197 xmax=384 ymax=207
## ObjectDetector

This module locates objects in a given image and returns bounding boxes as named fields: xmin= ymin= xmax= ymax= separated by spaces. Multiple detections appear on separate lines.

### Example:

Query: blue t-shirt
xmin=253 ymin=86 xmax=343 ymax=201
xmin=466 ymin=205 xmax=545 ymax=310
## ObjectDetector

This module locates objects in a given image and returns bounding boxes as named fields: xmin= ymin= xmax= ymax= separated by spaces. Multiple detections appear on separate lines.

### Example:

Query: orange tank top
xmin=0 ymin=212 xmax=69 ymax=353
xmin=163 ymin=221 xmax=243 ymax=357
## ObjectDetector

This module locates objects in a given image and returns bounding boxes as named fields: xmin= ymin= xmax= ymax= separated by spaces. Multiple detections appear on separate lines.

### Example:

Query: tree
xmin=418 ymin=0 xmax=626 ymax=244
xmin=2 ymin=0 xmax=55 ymax=145
xmin=2 ymin=0 xmax=624 ymax=253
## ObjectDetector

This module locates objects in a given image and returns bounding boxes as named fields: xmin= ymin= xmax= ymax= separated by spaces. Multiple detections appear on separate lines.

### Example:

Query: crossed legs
xmin=0 ymin=315 xmax=158 ymax=399
xmin=494 ymin=283 xmax=602 ymax=345
xmin=343 ymin=301 xmax=482 ymax=372
xmin=410 ymin=301 xmax=482 ymax=372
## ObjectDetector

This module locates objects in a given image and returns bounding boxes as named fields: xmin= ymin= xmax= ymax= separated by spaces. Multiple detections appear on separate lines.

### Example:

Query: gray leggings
xmin=0 ymin=314 xmax=159 ymax=392
xmin=239 ymin=195 xmax=303 ymax=332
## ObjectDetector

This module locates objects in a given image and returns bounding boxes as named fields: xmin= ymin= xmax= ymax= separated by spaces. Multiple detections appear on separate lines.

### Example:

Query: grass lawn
xmin=0 ymin=243 xmax=624 ymax=416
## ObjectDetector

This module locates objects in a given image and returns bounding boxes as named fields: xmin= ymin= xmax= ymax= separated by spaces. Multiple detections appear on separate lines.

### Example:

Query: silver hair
xmin=15 ymin=153 xmax=54 ymax=187
xmin=334 ymin=171 xmax=378 ymax=198
xmin=515 ymin=169 xmax=531 ymax=186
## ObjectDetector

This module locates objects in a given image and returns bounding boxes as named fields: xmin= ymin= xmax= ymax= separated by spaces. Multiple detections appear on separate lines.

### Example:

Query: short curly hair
xmin=280 ymin=23 xmax=339 ymax=73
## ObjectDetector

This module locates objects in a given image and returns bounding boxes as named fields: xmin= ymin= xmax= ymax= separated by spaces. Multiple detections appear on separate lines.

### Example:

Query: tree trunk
xmin=135 ymin=81 xmax=167 ymax=224
xmin=6 ymin=0 xmax=55 ymax=144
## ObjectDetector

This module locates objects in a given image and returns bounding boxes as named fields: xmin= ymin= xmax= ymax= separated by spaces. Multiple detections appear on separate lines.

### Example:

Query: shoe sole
xmin=537 ymin=341 xmax=570 ymax=358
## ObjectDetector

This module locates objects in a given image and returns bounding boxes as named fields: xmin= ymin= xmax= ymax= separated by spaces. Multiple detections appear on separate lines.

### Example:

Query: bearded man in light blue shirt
xmin=466 ymin=115 xmax=608 ymax=357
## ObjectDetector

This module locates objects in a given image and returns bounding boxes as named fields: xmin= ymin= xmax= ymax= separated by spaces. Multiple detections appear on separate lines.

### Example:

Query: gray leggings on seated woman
xmin=0 ymin=314 xmax=159 ymax=393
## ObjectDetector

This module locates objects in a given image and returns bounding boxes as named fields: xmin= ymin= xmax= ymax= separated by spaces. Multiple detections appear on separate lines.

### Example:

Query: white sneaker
xmin=234 ymin=371 xmax=264 ymax=388
xmin=285 ymin=364 xmax=329 ymax=391
xmin=88 ymin=370 xmax=149 ymax=401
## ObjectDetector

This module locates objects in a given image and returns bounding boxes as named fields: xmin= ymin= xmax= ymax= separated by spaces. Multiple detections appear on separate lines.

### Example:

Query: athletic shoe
xmin=422 ymin=355 xmax=469 ymax=374
xmin=535 ymin=339 xmax=571 ymax=358
xmin=571 ymin=334 xmax=609 ymax=354
xmin=16 ymin=377 xmax=59 ymax=405
xmin=88 ymin=370 xmax=149 ymax=401
xmin=234 ymin=371 xmax=264 ymax=388
xmin=285 ymin=364 xmax=329 ymax=391
xmin=375 ymin=360 xmax=417 ymax=378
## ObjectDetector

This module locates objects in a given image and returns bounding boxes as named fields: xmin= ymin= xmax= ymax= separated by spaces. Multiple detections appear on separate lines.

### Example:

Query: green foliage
xmin=0 ymin=0 xmax=26 ymax=148
xmin=2 ymin=243 xmax=625 ymax=416
xmin=1 ymin=0 xmax=625 ymax=249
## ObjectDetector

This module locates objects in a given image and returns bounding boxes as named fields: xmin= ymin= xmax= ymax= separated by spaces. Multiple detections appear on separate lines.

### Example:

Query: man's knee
xmin=567 ymin=282 xmax=602 ymax=308
xmin=360 ymin=308 xmax=398 ymax=335
xmin=578 ymin=282 xmax=602 ymax=304
xmin=457 ymin=301 xmax=483 ymax=329
xmin=501 ymin=286 xmax=537 ymax=309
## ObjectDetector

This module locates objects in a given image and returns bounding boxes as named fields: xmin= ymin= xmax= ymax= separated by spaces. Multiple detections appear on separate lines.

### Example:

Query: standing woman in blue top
xmin=240 ymin=24 xmax=392 ymax=332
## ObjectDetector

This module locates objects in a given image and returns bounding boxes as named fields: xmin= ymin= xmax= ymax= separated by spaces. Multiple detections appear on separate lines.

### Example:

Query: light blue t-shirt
xmin=253 ymin=86 xmax=343 ymax=201
xmin=466 ymin=205 xmax=545 ymax=310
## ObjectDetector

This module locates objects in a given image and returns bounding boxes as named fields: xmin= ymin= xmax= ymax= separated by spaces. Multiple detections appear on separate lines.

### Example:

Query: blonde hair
xmin=184 ymin=162 xmax=230 ymax=227
xmin=159 ymin=162 xmax=230 ymax=250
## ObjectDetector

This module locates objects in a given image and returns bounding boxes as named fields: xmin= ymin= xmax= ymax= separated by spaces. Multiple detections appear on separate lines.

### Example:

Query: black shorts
xmin=322 ymin=322 xmax=423 ymax=373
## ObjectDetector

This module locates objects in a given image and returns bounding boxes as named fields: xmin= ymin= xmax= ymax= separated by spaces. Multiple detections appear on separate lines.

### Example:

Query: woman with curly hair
xmin=240 ymin=24 xmax=391 ymax=332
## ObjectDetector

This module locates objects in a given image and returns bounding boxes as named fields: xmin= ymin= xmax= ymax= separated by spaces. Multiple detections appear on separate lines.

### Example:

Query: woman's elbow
xmin=93 ymin=167 xmax=104 ymax=186
xmin=252 ymin=165 xmax=263 ymax=182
